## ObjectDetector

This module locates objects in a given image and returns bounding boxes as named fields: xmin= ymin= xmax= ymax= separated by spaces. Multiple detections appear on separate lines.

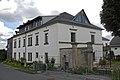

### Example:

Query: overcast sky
xmin=0 ymin=0 xmax=112 ymax=49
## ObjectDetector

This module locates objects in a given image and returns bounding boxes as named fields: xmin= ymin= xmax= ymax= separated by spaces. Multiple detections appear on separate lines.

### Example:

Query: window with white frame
xmin=14 ymin=52 xmax=16 ymax=60
xmin=14 ymin=39 xmax=17 ymax=48
xmin=19 ymin=52 xmax=20 ymax=59
xmin=28 ymin=36 xmax=32 ymax=46
xmin=23 ymin=38 xmax=26 ymax=47
xmin=44 ymin=33 xmax=48 ymax=44
xmin=36 ymin=52 xmax=38 ymax=58
xmin=35 ymin=35 xmax=39 ymax=46
xmin=28 ymin=53 xmax=32 ymax=61
xmin=71 ymin=32 xmax=76 ymax=42
xmin=18 ymin=38 xmax=21 ymax=48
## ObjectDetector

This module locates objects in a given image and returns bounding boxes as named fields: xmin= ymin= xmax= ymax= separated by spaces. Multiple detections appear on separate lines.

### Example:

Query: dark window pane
xmin=28 ymin=53 xmax=32 ymax=61
xmin=71 ymin=32 xmax=76 ymax=42
xmin=91 ymin=35 xmax=95 ymax=43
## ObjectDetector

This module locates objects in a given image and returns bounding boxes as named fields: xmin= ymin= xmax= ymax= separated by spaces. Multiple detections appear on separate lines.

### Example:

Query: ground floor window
xmin=36 ymin=52 xmax=38 ymax=58
xmin=23 ymin=52 xmax=25 ymax=58
xmin=14 ymin=52 xmax=16 ymax=60
xmin=19 ymin=52 xmax=20 ymax=60
xmin=28 ymin=53 xmax=32 ymax=61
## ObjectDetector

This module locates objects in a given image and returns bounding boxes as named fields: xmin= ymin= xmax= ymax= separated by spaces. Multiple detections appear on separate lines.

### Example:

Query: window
xmin=23 ymin=38 xmax=26 ymax=47
xmin=35 ymin=35 xmax=39 ymax=46
xmin=28 ymin=53 xmax=32 ymax=61
xmin=19 ymin=52 xmax=20 ymax=59
xmin=71 ymin=32 xmax=76 ymax=42
xmin=36 ymin=52 xmax=38 ymax=58
xmin=23 ymin=52 xmax=25 ymax=58
xmin=18 ymin=39 xmax=21 ymax=48
xmin=14 ymin=52 xmax=16 ymax=60
xmin=91 ymin=35 xmax=95 ymax=44
xmin=14 ymin=40 xmax=17 ymax=48
xmin=44 ymin=33 xmax=48 ymax=44
xmin=93 ymin=52 xmax=95 ymax=61
xmin=28 ymin=37 xmax=32 ymax=46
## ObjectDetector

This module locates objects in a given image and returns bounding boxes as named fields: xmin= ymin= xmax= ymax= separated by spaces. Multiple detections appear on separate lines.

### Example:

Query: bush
xmin=99 ymin=58 xmax=106 ymax=67
xmin=116 ymin=55 xmax=120 ymax=61
xmin=20 ymin=57 xmax=26 ymax=65
xmin=68 ymin=67 xmax=86 ymax=75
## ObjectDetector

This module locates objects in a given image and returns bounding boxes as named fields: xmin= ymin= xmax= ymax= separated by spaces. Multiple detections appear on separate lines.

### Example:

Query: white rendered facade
xmin=12 ymin=23 xmax=103 ymax=65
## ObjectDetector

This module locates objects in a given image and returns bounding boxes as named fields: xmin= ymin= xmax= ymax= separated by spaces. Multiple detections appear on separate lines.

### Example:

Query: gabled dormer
xmin=73 ymin=9 xmax=91 ymax=24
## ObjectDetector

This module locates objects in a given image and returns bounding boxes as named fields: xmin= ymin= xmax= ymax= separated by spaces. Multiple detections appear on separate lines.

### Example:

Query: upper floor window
xmin=18 ymin=39 xmax=21 ymax=48
xmin=44 ymin=33 xmax=48 ymax=45
xmin=28 ymin=37 xmax=32 ymax=46
xmin=23 ymin=38 xmax=26 ymax=47
xmin=35 ymin=35 xmax=39 ymax=46
xmin=14 ymin=40 xmax=17 ymax=48
xmin=71 ymin=32 xmax=76 ymax=42
xmin=91 ymin=35 xmax=95 ymax=44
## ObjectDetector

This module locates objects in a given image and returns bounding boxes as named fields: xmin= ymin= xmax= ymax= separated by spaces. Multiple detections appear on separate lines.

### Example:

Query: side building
xmin=8 ymin=9 xmax=103 ymax=67
xmin=110 ymin=36 xmax=120 ymax=56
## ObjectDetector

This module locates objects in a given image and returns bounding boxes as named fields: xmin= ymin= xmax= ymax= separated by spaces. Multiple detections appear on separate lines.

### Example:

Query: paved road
xmin=0 ymin=63 xmax=111 ymax=80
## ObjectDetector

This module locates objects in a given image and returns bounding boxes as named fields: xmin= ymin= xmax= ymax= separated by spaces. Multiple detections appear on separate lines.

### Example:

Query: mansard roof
xmin=110 ymin=36 xmax=120 ymax=47
xmin=42 ymin=11 xmax=103 ymax=30
xmin=17 ymin=16 xmax=42 ymax=29
xmin=14 ymin=9 xmax=103 ymax=37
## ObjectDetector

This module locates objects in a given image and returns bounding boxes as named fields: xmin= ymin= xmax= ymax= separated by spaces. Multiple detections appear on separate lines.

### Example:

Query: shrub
xmin=20 ymin=57 xmax=26 ymax=65
xmin=99 ymin=58 xmax=106 ymax=67
xmin=70 ymin=67 xmax=86 ymax=75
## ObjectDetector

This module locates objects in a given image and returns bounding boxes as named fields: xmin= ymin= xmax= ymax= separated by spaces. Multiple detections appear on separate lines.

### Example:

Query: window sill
xmin=44 ymin=43 xmax=49 ymax=45
xmin=28 ymin=45 xmax=32 ymax=47
xmin=35 ymin=44 xmax=39 ymax=46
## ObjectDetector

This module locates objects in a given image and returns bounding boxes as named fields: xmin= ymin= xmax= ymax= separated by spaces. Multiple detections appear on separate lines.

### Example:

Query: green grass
xmin=3 ymin=60 xmax=36 ymax=73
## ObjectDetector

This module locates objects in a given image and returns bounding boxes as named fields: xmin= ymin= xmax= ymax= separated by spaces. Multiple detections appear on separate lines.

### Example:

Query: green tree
xmin=100 ymin=0 xmax=120 ymax=36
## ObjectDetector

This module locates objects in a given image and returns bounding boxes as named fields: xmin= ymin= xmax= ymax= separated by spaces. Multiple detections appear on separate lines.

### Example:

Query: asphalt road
xmin=0 ymin=63 xmax=111 ymax=80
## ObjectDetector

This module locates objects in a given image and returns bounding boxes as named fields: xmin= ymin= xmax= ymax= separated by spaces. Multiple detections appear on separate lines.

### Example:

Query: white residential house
xmin=9 ymin=9 xmax=103 ymax=66
xmin=110 ymin=36 xmax=120 ymax=56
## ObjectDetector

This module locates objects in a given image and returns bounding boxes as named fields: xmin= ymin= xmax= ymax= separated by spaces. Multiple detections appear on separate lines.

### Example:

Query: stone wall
xmin=60 ymin=46 xmax=93 ymax=69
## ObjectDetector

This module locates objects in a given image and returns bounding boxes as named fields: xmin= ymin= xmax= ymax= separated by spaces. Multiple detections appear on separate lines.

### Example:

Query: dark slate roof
xmin=42 ymin=11 xmax=103 ymax=30
xmin=55 ymin=12 xmax=74 ymax=20
xmin=17 ymin=16 xmax=42 ymax=29
xmin=102 ymin=37 xmax=109 ymax=41
xmin=13 ymin=9 xmax=103 ymax=38
xmin=110 ymin=36 xmax=120 ymax=47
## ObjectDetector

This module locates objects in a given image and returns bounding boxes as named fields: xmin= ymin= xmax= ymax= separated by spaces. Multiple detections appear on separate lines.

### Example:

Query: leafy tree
xmin=100 ymin=0 xmax=120 ymax=36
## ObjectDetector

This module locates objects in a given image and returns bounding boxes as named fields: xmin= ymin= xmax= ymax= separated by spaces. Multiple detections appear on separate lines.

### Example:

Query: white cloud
xmin=0 ymin=21 xmax=14 ymax=49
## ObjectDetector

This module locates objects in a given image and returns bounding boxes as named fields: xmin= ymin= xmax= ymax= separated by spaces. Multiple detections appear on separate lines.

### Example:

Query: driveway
xmin=0 ymin=63 xmax=111 ymax=80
